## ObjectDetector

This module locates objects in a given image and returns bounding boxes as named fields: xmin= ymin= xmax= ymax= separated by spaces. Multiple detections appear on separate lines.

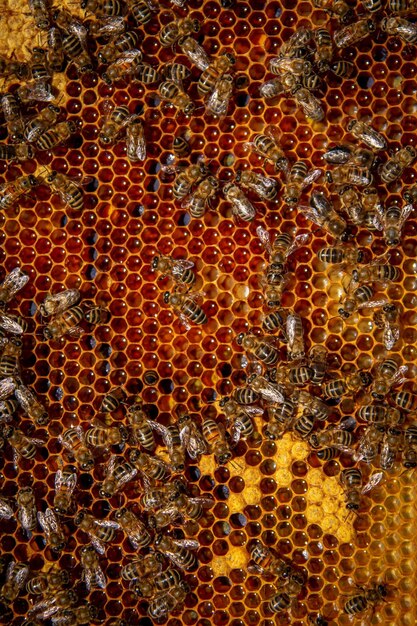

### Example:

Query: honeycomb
xmin=0 ymin=0 xmax=417 ymax=625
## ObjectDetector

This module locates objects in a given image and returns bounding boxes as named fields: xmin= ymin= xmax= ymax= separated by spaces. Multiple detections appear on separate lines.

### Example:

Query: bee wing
xmin=357 ymin=298 xmax=388 ymax=310
xmin=22 ymin=81 xmax=55 ymax=102
xmin=160 ymin=164 xmax=183 ymax=176
xmin=264 ymin=124 xmax=282 ymax=145
xmin=13 ymin=562 xmax=29 ymax=587
xmin=0 ymin=376 xmax=16 ymax=399
xmin=296 ymin=205 xmax=323 ymax=228
xmin=37 ymin=510 xmax=52 ymax=534
xmin=112 ymin=48 xmax=142 ymax=66
xmin=126 ymin=121 xmax=146 ymax=161
xmin=91 ymin=15 xmax=126 ymax=38
xmin=95 ymin=519 xmax=120 ymax=529
xmin=0 ymin=267 xmax=29 ymax=299
xmin=117 ymin=467 xmax=138 ymax=488
xmin=398 ymin=203 xmax=414 ymax=228
xmin=55 ymin=469 xmax=77 ymax=493
xmin=148 ymin=419 xmax=170 ymax=438
xmin=0 ymin=497 xmax=13 ymax=519
xmin=394 ymin=365 xmax=408 ymax=383
xmin=95 ymin=566 xmax=107 ymax=589
xmin=172 ymin=259 xmax=195 ymax=275
xmin=173 ymin=537 xmax=199 ymax=549
xmin=41 ymin=289 xmax=80 ymax=316
xmin=286 ymin=313 xmax=301 ymax=343
xmin=229 ymin=418 xmax=245 ymax=446
xmin=83 ymin=564 xmax=93 ymax=591
xmin=0 ymin=312 xmax=24 ymax=334
xmin=14 ymin=385 xmax=34 ymax=413
xmin=284 ymin=233 xmax=311 ymax=259
xmin=256 ymin=225 xmax=273 ymax=255
xmin=89 ymin=535 xmax=106 ymax=555
xmin=177 ymin=311 xmax=192 ymax=330
xmin=66 ymin=326 xmax=85 ymax=338
xmin=361 ymin=471 xmax=384 ymax=494
xmin=243 ymin=406 xmax=264 ymax=416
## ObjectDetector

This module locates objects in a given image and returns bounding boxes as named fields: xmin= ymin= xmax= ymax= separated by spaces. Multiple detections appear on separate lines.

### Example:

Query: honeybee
xmin=269 ymin=363 xmax=312 ymax=386
xmin=346 ymin=119 xmax=387 ymax=151
xmin=220 ymin=397 xmax=262 ymax=445
xmin=312 ymin=0 xmax=353 ymax=22
xmin=126 ymin=401 xmax=155 ymax=450
xmin=74 ymin=509 xmax=119 ymax=554
xmin=39 ymin=289 xmax=80 ymax=317
xmin=15 ymin=383 xmax=48 ymax=426
xmin=286 ymin=312 xmax=305 ymax=360
xmin=0 ymin=56 xmax=29 ymax=80
xmin=28 ymin=589 xmax=78 ymax=620
xmin=80 ymin=545 xmax=106 ymax=591
xmin=197 ymin=52 xmax=235 ymax=97
xmin=392 ymin=390 xmax=417 ymax=412
xmin=36 ymin=120 xmax=78 ymax=151
xmin=15 ymin=80 xmax=54 ymax=103
xmin=340 ymin=468 xmax=384 ymax=511
xmin=381 ymin=15 xmax=417 ymax=42
xmin=308 ymin=346 xmax=328 ymax=384
xmin=0 ymin=496 xmax=13 ymax=519
xmin=381 ymin=202 xmax=414 ymax=247
xmin=264 ymin=400 xmax=296 ymax=440
xmin=323 ymin=370 xmax=372 ymax=399
xmin=140 ymin=479 xmax=184 ymax=512
xmin=0 ymin=397 xmax=18 ymax=423
xmin=81 ymin=0 xmax=125 ymax=16
xmin=155 ymin=534 xmax=199 ymax=571
xmin=125 ymin=119 xmax=146 ymax=161
xmin=248 ymin=542 xmax=292 ymax=582
xmin=0 ymin=174 xmax=39 ymax=211
xmin=98 ymin=455 xmax=137 ymax=498
xmin=248 ymin=127 xmax=288 ymax=171
xmin=294 ymin=390 xmax=331 ymax=420
xmin=129 ymin=0 xmax=157 ymax=24
xmin=152 ymin=254 xmax=195 ymax=288
xmin=3 ymin=425 xmax=44 ymax=464
xmin=24 ymin=105 xmax=61 ymax=143
xmin=222 ymin=183 xmax=256 ymax=222
xmin=128 ymin=449 xmax=172 ymax=482
xmin=100 ymin=386 xmax=126 ymax=412
xmin=173 ymin=133 xmax=191 ymax=157
xmin=0 ymin=338 xmax=21 ymax=378
xmin=164 ymin=160 xmax=208 ymax=199
xmin=314 ymin=27 xmax=332 ymax=71
xmin=121 ymin=552 xmax=164 ymax=581
xmin=259 ymin=77 xmax=285 ymax=99
xmin=291 ymin=85 xmax=324 ymax=122
xmin=344 ymin=582 xmax=390 ymax=616
xmin=162 ymin=63 xmax=191 ymax=85
xmin=151 ymin=422 xmax=186 ymax=472
xmin=29 ymin=0 xmax=50 ymax=29
xmin=246 ymin=374 xmax=286 ymax=403
xmin=177 ymin=412 xmax=208 ymax=460
xmin=114 ymin=507 xmax=151 ymax=549
xmin=327 ymin=164 xmax=373 ymax=187
xmin=334 ymin=18 xmax=376 ymax=48
xmin=0 ymin=311 xmax=26 ymax=335
xmin=380 ymin=427 xmax=403 ymax=470
xmin=102 ymin=48 xmax=142 ymax=84
xmin=206 ymin=74 xmax=234 ymax=117
xmin=159 ymin=16 xmax=201 ymax=47
xmin=148 ymin=583 xmax=189 ymax=620
xmin=235 ymin=169 xmax=277 ymax=200
xmin=26 ymin=567 xmax=69 ymax=596
xmin=159 ymin=79 xmax=195 ymax=115
xmin=371 ymin=359 xmax=407 ymax=401
xmin=0 ymin=143 xmax=34 ymax=162
xmin=133 ymin=568 xmax=183 ymax=598
xmin=17 ymin=486 xmax=38 ymax=535
xmin=62 ymin=32 xmax=93 ymax=74
xmin=47 ymin=27 xmax=65 ymax=72
xmin=354 ymin=423 xmax=385 ymax=463
xmin=357 ymin=404 xmax=401 ymax=426
xmin=1 ymin=93 xmax=25 ymax=141
xmin=338 ymin=283 xmax=386 ymax=319
xmin=30 ymin=46 xmax=52 ymax=82
xmin=338 ymin=185 xmax=367 ymax=225
xmin=0 ymin=561 xmax=29 ymax=603
xmin=58 ymin=426 xmax=94 ymax=471
xmin=258 ymin=225 xmax=310 ymax=276
xmin=97 ymin=30 xmax=139 ymax=64
xmin=381 ymin=145 xmax=417 ymax=184
xmin=284 ymin=162 xmax=322 ymax=205
xmin=269 ymin=55 xmax=312 ymax=78
xmin=163 ymin=290 xmax=207 ymax=329
xmin=183 ymin=176 xmax=218 ymax=218
xmin=150 ymin=490 xmax=213 ymax=529
xmin=43 ymin=305 xmax=84 ymax=339
xmin=373 ymin=303 xmax=401 ymax=350
xmin=85 ymin=421 xmax=129 ymax=450
xmin=308 ymin=614 xmax=329 ymax=626
xmin=99 ymin=102 xmax=138 ymax=145
xmin=279 ymin=27 xmax=313 ymax=57
xmin=309 ymin=424 xmax=354 ymax=452
xmin=202 ymin=418 xmax=232 ymax=465
xmin=180 ymin=37 xmax=210 ymax=71
xmin=54 ymin=466 xmax=77 ymax=514
xmin=299 ymin=192 xmax=347 ymax=238
xmin=46 ymin=170 xmax=87 ymax=212
xmin=37 ymin=508 xmax=66 ymax=552
xmin=404 ymin=183 xmax=417 ymax=205
xmin=51 ymin=605 xmax=99 ymax=626
xmin=237 ymin=332 xmax=280 ymax=368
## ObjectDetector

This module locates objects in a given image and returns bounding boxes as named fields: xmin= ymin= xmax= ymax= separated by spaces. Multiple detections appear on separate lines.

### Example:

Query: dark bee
xmin=163 ymin=291 xmax=207 ymax=329
xmin=101 ymin=387 xmax=126 ymax=412
xmin=81 ymin=0 xmax=126 ymax=16
xmin=36 ymin=121 xmax=78 ymax=151
xmin=47 ymin=27 xmax=65 ymax=72
xmin=29 ymin=0 xmax=50 ymax=29
xmin=197 ymin=52 xmax=235 ymax=96
xmin=344 ymin=582 xmax=390 ymax=615
xmin=173 ymin=134 xmax=191 ymax=157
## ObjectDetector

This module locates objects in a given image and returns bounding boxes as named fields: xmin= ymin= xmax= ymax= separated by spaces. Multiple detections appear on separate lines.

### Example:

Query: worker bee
xmin=340 ymin=468 xmax=384 ymax=511
xmin=357 ymin=405 xmax=401 ymax=426
xmin=15 ymin=383 xmax=48 ymax=426
xmin=232 ymin=385 xmax=261 ymax=406
xmin=62 ymin=36 xmax=93 ymax=75
xmin=380 ymin=427 xmax=403 ymax=470
xmin=3 ymin=425 xmax=44 ymax=464
xmin=172 ymin=132 xmax=191 ymax=157
xmin=1 ymin=93 xmax=25 ymax=141
xmin=269 ymin=363 xmax=313 ymax=386
xmin=317 ymin=246 xmax=363 ymax=265
xmin=180 ymin=37 xmax=210 ymax=71
xmin=291 ymin=85 xmax=324 ymax=122
xmin=148 ymin=583 xmax=189 ymax=620
xmin=299 ymin=192 xmax=347 ymax=238
xmin=165 ymin=160 xmax=208 ymax=200
xmin=75 ymin=509 xmax=119 ymax=554
xmin=15 ymin=80 xmax=54 ymax=104
xmin=308 ymin=346 xmax=328 ymax=384
xmin=159 ymin=16 xmax=201 ymax=47
xmin=45 ymin=170 xmax=86 ymax=212
xmin=30 ymin=47 xmax=52 ymax=82
xmin=286 ymin=312 xmax=305 ymax=360
xmin=80 ymin=545 xmax=106 ymax=591
xmin=125 ymin=119 xmax=146 ymax=161
xmin=114 ymin=507 xmax=151 ymax=549
xmin=43 ymin=305 xmax=84 ymax=339
xmin=371 ymin=359 xmax=407 ymax=401
xmin=163 ymin=63 xmax=191 ymax=83
xmin=258 ymin=225 xmax=310 ymax=277
xmin=206 ymin=74 xmax=234 ymax=117
xmin=278 ymin=27 xmax=313 ymax=57
xmin=54 ymin=466 xmax=77 ymax=514
xmin=373 ymin=303 xmax=401 ymax=350
xmin=183 ymin=176 xmax=218 ymax=218
xmin=0 ymin=174 xmax=39 ymax=211
xmin=163 ymin=289 xmax=207 ymax=329
xmin=223 ymin=183 xmax=256 ymax=222
xmin=133 ymin=568 xmax=183 ymax=598
xmin=17 ymin=486 xmax=37 ymax=535
xmin=100 ymin=386 xmax=126 ymax=413
xmin=339 ymin=185 xmax=367 ymax=225
xmin=0 ymin=143 xmax=34 ymax=162
xmin=26 ymin=567 xmax=69 ymax=596
xmin=81 ymin=0 xmax=125 ymax=16
xmin=98 ymin=455 xmax=137 ymax=498
xmin=312 ymin=0 xmax=354 ymax=22
xmin=220 ymin=398 xmax=262 ymax=446
xmin=404 ymin=183 xmax=417 ymax=205
xmin=381 ymin=16 xmax=417 ymax=42
xmin=151 ymin=422 xmax=186 ymax=472
xmin=323 ymin=370 xmax=372 ymax=399
xmin=344 ymin=582 xmax=390 ymax=616
xmin=269 ymin=55 xmax=312 ymax=77
xmin=248 ymin=542 xmax=292 ymax=582
xmin=46 ymin=27 xmax=65 ymax=72
xmin=381 ymin=146 xmax=417 ymax=184
xmin=152 ymin=254 xmax=195 ymax=289
xmin=197 ymin=52 xmax=235 ymax=97
xmin=0 ymin=561 xmax=29 ymax=603
xmin=88 ymin=14 xmax=125 ymax=37
xmin=50 ymin=605 xmax=99 ymax=626
xmin=346 ymin=119 xmax=387 ymax=151
xmin=259 ymin=77 xmax=285 ymax=99
xmin=159 ymin=79 xmax=195 ymax=115
xmin=85 ymin=421 xmax=129 ymax=449
xmin=284 ymin=162 xmax=322 ymax=205
xmin=121 ymin=552 xmax=164 ymax=581
xmin=327 ymin=164 xmax=373 ymax=187
xmin=380 ymin=202 xmax=414 ymax=247
xmin=58 ymin=426 xmax=94 ymax=471
xmin=177 ymin=412 xmax=208 ymax=460
xmin=36 ymin=120 xmax=78 ymax=151
xmin=126 ymin=400 xmax=155 ymax=450
xmin=39 ymin=289 xmax=80 ymax=317
xmin=37 ymin=508 xmax=66 ymax=552
xmin=309 ymin=423 xmax=355 ymax=452
xmin=350 ymin=257 xmax=400 ymax=285
xmin=0 ymin=496 xmax=13 ymax=519
xmin=237 ymin=331 xmax=280 ymax=367
xmin=338 ymin=283 xmax=386 ymax=319
xmin=334 ymin=18 xmax=376 ymax=48
xmin=140 ymin=480 xmax=184 ymax=512
xmin=0 ymin=397 xmax=18 ymax=423
xmin=0 ymin=338 xmax=21 ymax=378
xmin=99 ymin=102 xmax=138 ymax=145
xmin=129 ymin=449 xmax=172 ymax=482
xmin=235 ymin=170 xmax=277 ymax=200
xmin=24 ymin=105 xmax=61 ymax=143
xmin=97 ymin=30 xmax=139 ymax=64
xmin=28 ymin=589 xmax=78 ymax=620
xmin=294 ymin=390 xmax=331 ymax=420
xmin=247 ymin=374 xmax=286 ymax=403
xmin=248 ymin=127 xmax=288 ymax=171
xmin=155 ymin=534 xmax=199 ymax=571
xmin=28 ymin=0 xmax=50 ymax=29
xmin=392 ymin=390 xmax=417 ymax=412
xmin=136 ymin=63 xmax=159 ymax=84
xmin=129 ymin=0 xmax=157 ymax=24
xmin=0 ymin=311 xmax=26 ymax=334
xmin=354 ymin=423 xmax=385 ymax=463
xmin=102 ymin=48 xmax=142 ymax=84
xmin=202 ymin=418 xmax=232 ymax=465
xmin=314 ymin=27 xmax=332 ymax=71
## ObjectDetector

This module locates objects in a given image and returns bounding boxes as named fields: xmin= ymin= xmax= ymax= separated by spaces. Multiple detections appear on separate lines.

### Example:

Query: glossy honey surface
xmin=0 ymin=0 xmax=417 ymax=625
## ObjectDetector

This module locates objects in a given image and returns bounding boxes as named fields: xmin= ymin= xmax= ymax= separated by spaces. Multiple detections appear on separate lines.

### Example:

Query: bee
xmin=0 ymin=561 xmax=29 ymax=603
xmin=316 ymin=447 xmax=340 ymax=461
xmin=30 ymin=47 xmax=52 ymax=82
xmin=357 ymin=404 xmax=401 ymax=426
xmin=28 ymin=589 xmax=78 ymax=620
xmin=312 ymin=0 xmax=353 ymax=22
xmin=121 ymin=552 xmax=164 ymax=581
xmin=0 ymin=397 xmax=18 ymax=423
xmin=341 ymin=468 xmax=384 ymax=514
xmin=292 ymin=410 xmax=317 ymax=440
xmin=220 ymin=398 xmax=261 ymax=445
xmin=99 ymin=103 xmax=138 ymax=145
xmin=392 ymin=390 xmax=417 ymax=412
xmin=1 ymin=93 xmax=25 ymax=141
xmin=15 ymin=80 xmax=54 ymax=103
xmin=309 ymin=423 xmax=354 ymax=452
xmin=286 ymin=312 xmax=305 ymax=360
xmin=133 ymin=568 xmax=183 ymax=598
xmin=338 ymin=284 xmax=386 ymax=319
xmin=80 ymin=545 xmax=106 ymax=591
xmin=404 ymin=183 xmax=417 ymax=204
xmin=0 ymin=174 xmax=39 ymax=211
xmin=248 ymin=542 xmax=292 ymax=582
xmin=24 ymin=105 xmax=61 ymax=143
xmin=97 ymin=30 xmax=139 ymax=64
xmin=3 ymin=425 xmax=44 ymax=463
xmin=152 ymin=254 xmax=195 ymax=289
xmin=17 ymin=486 xmax=38 ymax=535
xmin=270 ymin=363 xmax=312 ymax=386
xmin=85 ymin=421 xmax=129 ymax=449
xmin=380 ymin=427 xmax=403 ymax=470
xmin=258 ymin=225 xmax=310 ymax=276
xmin=159 ymin=79 xmax=195 ymax=115
xmin=163 ymin=63 xmax=191 ymax=82
xmin=263 ymin=400 xmax=297 ymax=440
xmin=84 ymin=306 xmax=109 ymax=326
xmin=36 ymin=120 xmax=77 ymax=151
xmin=382 ymin=146 xmax=417 ymax=184
xmin=151 ymin=422 xmax=186 ymax=472
xmin=140 ymin=479 xmax=184 ymax=512
xmin=0 ymin=497 xmax=13 ymax=519
xmin=346 ymin=119 xmax=387 ymax=151
xmin=54 ymin=466 xmax=77 ymax=514
xmin=100 ymin=386 xmax=126 ymax=412
xmin=338 ymin=185 xmax=366 ymax=225
xmin=177 ymin=412 xmax=208 ymax=460
xmin=206 ymin=73 xmax=234 ymax=117
xmin=223 ymin=183 xmax=256 ymax=222
xmin=197 ymin=52 xmax=235 ymax=97
xmin=155 ymin=534 xmax=199 ymax=571
xmin=183 ymin=176 xmax=218 ymax=218
xmin=125 ymin=119 xmax=146 ymax=161
xmin=0 ymin=143 xmax=34 ymax=162
xmin=114 ymin=507 xmax=151 ymax=549
xmin=26 ymin=567 xmax=69 ymax=596
xmin=81 ymin=0 xmax=126 ymax=16
xmin=299 ymin=192 xmax=347 ymax=238
xmin=371 ymin=359 xmax=407 ymax=401
xmin=53 ymin=8 xmax=88 ymax=38
xmin=61 ymin=33 xmax=93 ymax=73
xmin=163 ymin=290 xmax=207 ymax=329
xmin=381 ymin=16 xmax=417 ymax=42
xmin=0 ymin=338 xmax=22 ymax=377
xmin=136 ymin=64 xmax=159 ymax=84
xmin=381 ymin=202 xmax=414 ymax=248
xmin=38 ymin=508 xmax=66 ymax=552
xmin=308 ymin=615 xmax=329 ymax=626
xmin=291 ymin=85 xmax=324 ymax=122
xmin=148 ymin=583 xmax=189 ymax=620
xmin=15 ymin=383 xmax=49 ymax=426
xmin=330 ymin=60 xmax=354 ymax=77
xmin=308 ymin=346 xmax=328 ymax=384
xmin=40 ymin=289 xmax=80 ymax=317
xmin=43 ymin=305 xmax=84 ymax=339
xmin=129 ymin=449 xmax=172 ymax=482
xmin=50 ymin=605 xmax=99 ymax=626
xmin=45 ymin=170 xmax=85 ymax=212
xmin=202 ymin=418 xmax=232 ymax=465
xmin=259 ymin=77 xmax=285 ymax=99
xmin=150 ymin=490 xmax=213 ymax=529
xmin=314 ymin=27 xmax=332 ymax=71
xmin=173 ymin=133 xmax=191 ymax=157
xmin=295 ymin=390 xmax=331 ymax=421
xmin=235 ymin=169 xmax=277 ymax=200
xmin=180 ymin=37 xmax=211 ymax=71
xmin=247 ymin=374 xmax=286 ymax=403
xmin=167 ymin=161 xmax=208 ymax=199
xmin=130 ymin=0 xmax=158 ymax=24
xmin=126 ymin=400 xmax=155 ymax=450
xmin=237 ymin=332 xmax=280 ymax=367
xmin=248 ymin=127 xmax=288 ymax=171
xmin=98 ymin=455 xmax=137 ymax=498
xmin=29 ymin=0 xmax=50 ymax=29
xmin=323 ymin=370 xmax=372 ymax=399
xmin=88 ymin=14 xmax=126 ymax=37
xmin=354 ymin=423 xmax=385 ymax=463
xmin=344 ymin=582 xmax=390 ymax=615
xmin=279 ymin=27 xmax=313 ymax=57
xmin=47 ymin=27 xmax=65 ymax=72
xmin=102 ymin=48 xmax=143 ymax=84
xmin=373 ymin=303 xmax=401 ymax=350
xmin=284 ymin=162 xmax=322 ymax=205
xmin=327 ymin=164 xmax=373 ymax=187
xmin=351 ymin=258 xmax=400 ymax=285
xmin=334 ymin=18 xmax=376 ymax=48
xmin=269 ymin=55 xmax=312 ymax=78
xmin=58 ymin=426 xmax=94 ymax=471
xmin=159 ymin=16 xmax=201 ymax=47
xmin=74 ymin=509 xmax=119 ymax=554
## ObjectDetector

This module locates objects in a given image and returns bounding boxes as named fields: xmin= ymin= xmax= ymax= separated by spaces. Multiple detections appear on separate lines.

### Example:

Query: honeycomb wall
xmin=0 ymin=0 xmax=416 ymax=625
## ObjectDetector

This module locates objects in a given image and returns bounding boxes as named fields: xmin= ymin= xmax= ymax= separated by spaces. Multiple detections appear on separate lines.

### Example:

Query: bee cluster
xmin=0 ymin=0 xmax=417 ymax=625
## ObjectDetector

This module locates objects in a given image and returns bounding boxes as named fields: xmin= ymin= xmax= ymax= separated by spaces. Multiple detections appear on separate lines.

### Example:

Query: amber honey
xmin=0 ymin=0 xmax=417 ymax=624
